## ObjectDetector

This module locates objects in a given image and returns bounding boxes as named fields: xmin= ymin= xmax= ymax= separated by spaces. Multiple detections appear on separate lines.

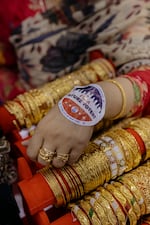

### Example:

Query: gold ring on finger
xmin=39 ymin=147 xmax=55 ymax=163
xmin=57 ymin=153 xmax=69 ymax=163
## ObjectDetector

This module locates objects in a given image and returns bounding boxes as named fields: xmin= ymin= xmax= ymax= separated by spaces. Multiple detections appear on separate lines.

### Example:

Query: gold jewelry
xmin=56 ymin=153 xmax=69 ymax=163
xmin=80 ymin=200 xmax=102 ymax=225
xmin=110 ymin=181 xmax=138 ymax=225
xmin=5 ymin=100 xmax=26 ymax=127
xmin=128 ymin=117 xmax=150 ymax=160
xmin=107 ymin=79 xmax=127 ymax=120
xmin=113 ymin=181 xmax=141 ymax=220
xmin=93 ymin=190 xmax=118 ymax=225
xmin=97 ymin=186 xmax=126 ymax=225
xmin=98 ymin=140 xmax=118 ymax=179
xmin=39 ymin=147 xmax=55 ymax=163
xmin=40 ymin=167 xmax=66 ymax=206
xmin=106 ymin=130 xmax=133 ymax=172
xmin=74 ymin=150 xmax=110 ymax=193
xmin=16 ymin=94 xmax=33 ymax=128
xmin=85 ymin=195 xmax=110 ymax=225
xmin=118 ymin=175 xmax=146 ymax=216
xmin=82 ymin=65 xmax=98 ymax=83
xmin=130 ymin=164 xmax=150 ymax=214
xmin=69 ymin=204 xmax=91 ymax=225
xmin=52 ymin=169 xmax=70 ymax=203
xmin=101 ymin=135 xmax=127 ymax=175
xmin=61 ymin=167 xmax=77 ymax=200
xmin=90 ymin=61 xmax=108 ymax=80
xmin=112 ymin=128 xmax=141 ymax=168
xmin=99 ymin=58 xmax=116 ymax=78
xmin=65 ymin=166 xmax=84 ymax=199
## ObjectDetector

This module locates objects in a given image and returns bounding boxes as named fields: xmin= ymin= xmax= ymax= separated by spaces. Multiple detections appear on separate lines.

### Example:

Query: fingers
xmin=68 ymin=145 xmax=86 ymax=165
xmin=27 ymin=136 xmax=86 ymax=167
xmin=26 ymin=131 xmax=43 ymax=161
xmin=38 ymin=142 xmax=56 ymax=166
xmin=52 ymin=145 xmax=71 ymax=168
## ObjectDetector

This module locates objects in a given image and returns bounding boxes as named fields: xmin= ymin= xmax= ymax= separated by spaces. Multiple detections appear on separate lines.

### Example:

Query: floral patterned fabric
xmin=10 ymin=0 xmax=150 ymax=88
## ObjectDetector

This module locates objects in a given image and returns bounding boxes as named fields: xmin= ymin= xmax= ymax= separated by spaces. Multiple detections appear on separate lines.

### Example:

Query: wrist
xmin=58 ymin=84 xmax=106 ymax=126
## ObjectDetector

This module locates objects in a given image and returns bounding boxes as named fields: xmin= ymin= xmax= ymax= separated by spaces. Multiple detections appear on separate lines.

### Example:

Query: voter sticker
xmin=58 ymin=84 xmax=106 ymax=126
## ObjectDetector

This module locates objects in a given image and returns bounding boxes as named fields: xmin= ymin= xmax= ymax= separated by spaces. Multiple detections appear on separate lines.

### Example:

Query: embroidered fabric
xmin=9 ymin=0 xmax=150 ymax=87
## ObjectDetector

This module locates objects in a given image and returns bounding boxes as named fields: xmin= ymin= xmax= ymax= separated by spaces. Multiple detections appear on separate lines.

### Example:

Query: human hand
xmin=26 ymin=105 xmax=94 ymax=168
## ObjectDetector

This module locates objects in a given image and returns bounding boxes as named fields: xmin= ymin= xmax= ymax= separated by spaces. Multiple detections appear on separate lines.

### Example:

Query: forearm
xmin=97 ymin=77 xmax=135 ymax=120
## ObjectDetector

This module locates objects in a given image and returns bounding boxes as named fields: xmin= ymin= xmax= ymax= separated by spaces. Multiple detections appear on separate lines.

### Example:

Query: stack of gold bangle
xmin=69 ymin=160 xmax=150 ymax=225
xmin=40 ymin=117 xmax=150 ymax=208
xmin=106 ymin=128 xmax=142 ymax=168
xmin=128 ymin=117 xmax=150 ymax=160
xmin=4 ymin=58 xmax=115 ymax=130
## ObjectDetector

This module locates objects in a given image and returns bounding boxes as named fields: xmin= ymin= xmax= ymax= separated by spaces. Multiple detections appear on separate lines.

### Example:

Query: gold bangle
xmin=85 ymin=195 xmax=110 ymax=225
xmin=117 ymin=175 xmax=145 ymax=216
xmin=24 ymin=92 xmax=40 ymax=124
xmin=105 ymin=130 xmax=133 ymax=172
xmin=119 ymin=170 xmax=146 ymax=216
xmin=61 ymin=167 xmax=77 ymax=200
xmin=67 ymin=166 xmax=84 ymax=198
xmin=130 ymin=164 xmax=150 ymax=214
xmin=99 ymin=58 xmax=116 ymax=78
xmin=107 ymin=79 xmax=127 ymax=120
xmin=112 ymin=128 xmax=142 ymax=168
xmin=97 ymin=186 xmax=126 ymax=225
xmin=90 ymin=61 xmax=108 ymax=80
xmin=98 ymin=140 xmax=118 ymax=179
xmin=82 ymin=65 xmax=99 ymax=83
xmin=40 ymin=167 xmax=66 ymax=206
xmin=80 ymin=200 xmax=102 ymax=225
xmin=93 ymin=190 xmax=118 ymax=225
xmin=29 ymin=89 xmax=43 ymax=121
xmin=101 ymin=135 xmax=127 ymax=176
xmin=16 ymin=94 xmax=33 ymax=128
xmin=113 ymin=181 xmax=141 ymax=220
xmin=52 ymin=169 xmax=70 ymax=203
xmin=74 ymin=150 xmax=110 ymax=193
xmin=110 ymin=181 xmax=138 ymax=224
xmin=5 ymin=101 xmax=25 ymax=127
xmin=69 ymin=204 xmax=91 ymax=225
xmin=105 ymin=183 xmax=134 ymax=223
xmin=128 ymin=117 xmax=150 ymax=160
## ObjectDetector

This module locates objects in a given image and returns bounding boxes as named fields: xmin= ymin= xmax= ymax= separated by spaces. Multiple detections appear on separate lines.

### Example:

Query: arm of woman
xmin=26 ymin=77 xmax=135 ymax=168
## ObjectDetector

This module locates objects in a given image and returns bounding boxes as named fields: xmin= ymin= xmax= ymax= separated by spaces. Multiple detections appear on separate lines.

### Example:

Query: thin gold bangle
xmin=52 ymin=169 xmax=70 ymax=203
xmin=107 ymin=79 xmax=127 ymax=120
xmin=40 ymin=168 xmax=66 ymax=206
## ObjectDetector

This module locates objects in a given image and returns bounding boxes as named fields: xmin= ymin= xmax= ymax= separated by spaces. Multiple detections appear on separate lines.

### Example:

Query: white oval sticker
xmin=58 ymin=84 xmax=106 ymax=126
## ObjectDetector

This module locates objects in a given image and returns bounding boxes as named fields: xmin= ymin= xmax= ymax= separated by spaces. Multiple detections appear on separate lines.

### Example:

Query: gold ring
xmin=39 ymin=147 xmax=55 ymax=163
xmin=57 ymin=153 xmax=69 ymax=163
